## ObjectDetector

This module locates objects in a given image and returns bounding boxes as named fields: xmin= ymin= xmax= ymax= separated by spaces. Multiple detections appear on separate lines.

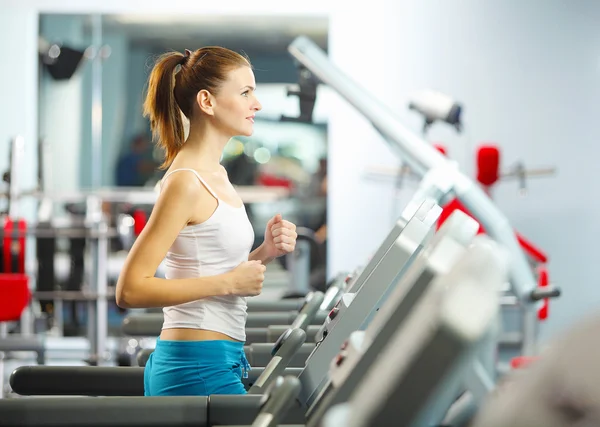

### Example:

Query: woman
xmin=116 ymin=47 xmax=298 ymax=396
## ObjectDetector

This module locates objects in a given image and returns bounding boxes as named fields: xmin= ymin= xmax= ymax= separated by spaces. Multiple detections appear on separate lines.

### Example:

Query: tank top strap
xmin=162 ymin=168 xmax=219 ymax=200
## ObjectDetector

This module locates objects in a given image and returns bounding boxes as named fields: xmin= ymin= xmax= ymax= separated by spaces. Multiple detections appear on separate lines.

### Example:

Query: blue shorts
xmin=143 ymin=338 xmax=251 ymax=396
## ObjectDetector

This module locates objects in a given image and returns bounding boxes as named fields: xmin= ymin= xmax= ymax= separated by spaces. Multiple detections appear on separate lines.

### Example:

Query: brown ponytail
xmin=143 ymin=52 xmax=186 ymax=169
xmin=143 ymin=47 xmax=252 ymax=169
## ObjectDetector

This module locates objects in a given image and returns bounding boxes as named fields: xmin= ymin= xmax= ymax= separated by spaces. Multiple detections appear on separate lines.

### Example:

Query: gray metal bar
xmin=288 ymin=236 xmax=312 ymax=295
xmin=269 ymin=325 xmax=320 ymax=343
xmin=85 ymin=195 xmax=109 ymax=366
xmin=247 ymin=299 xmax=304 ymax=312
xmin=290 ymin=291 xmax=325 ymax=330
xmin=245 ymin=367 xmax=302 ymax=390
xmin=96 ymin=216 xmax=109 ymax=365
xmin=246 ymin=343 xmax=315 ymax=368
xmin=0 ymin=186 xmax=289 ymax=205
xmin=0 ymin=336 xmax=45 ymax=365
xmin=122 ymin=313 xmax=162 ymax=336
xmin=244 ymin=328 xmax=270 ymax=345
xmin=32 ymin=290 xmax=116 ymax=301
xmin=287 ymin=36 xmax=537 ymax=323
xmin=252 ymin=376 xmax=302 ymax=427
xmin=235 ymin=325 xmax=321 ymax=345
xmin=0 ymin=336 xmax=45 ymax=353
xmin=249 ymin=328 xmax=306 ymax=393
xmin=123 ymin=311 xmax=327 ymax=336
xmin=246 ymin=311 xmax=321 ymax=328
xmin=0 ymin=227 xmax=120 ymax=238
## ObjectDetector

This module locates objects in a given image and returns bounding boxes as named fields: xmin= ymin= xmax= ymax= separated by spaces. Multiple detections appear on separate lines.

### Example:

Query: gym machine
xmin=8 ymin=196 xmax=439 ymax=399
xmin=133 ymin=197 xmax=441 ymax=374
xmin=1 ymin=210 xmax=500 ymax=427
xmin=319 ymin=238 xmax=506 ymax=427
xmin=297 ymin=197 xmax=443 ymax=406
xmin=287 ymin=34 xmax=559 ymax=358
xmin=304 ymin=207 xmax=480 ymax=424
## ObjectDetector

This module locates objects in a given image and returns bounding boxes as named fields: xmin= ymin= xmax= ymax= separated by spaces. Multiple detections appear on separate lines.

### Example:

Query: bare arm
xmin=248 ymin=243 xmax=276 ymax=265
xmin=115 ymin=173 xmax=232 ymax=309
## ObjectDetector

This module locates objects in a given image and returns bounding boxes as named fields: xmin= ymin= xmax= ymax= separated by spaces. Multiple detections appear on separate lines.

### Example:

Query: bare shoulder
xmin=157 ymin=168 xmax=218 ymax=224
xmin=159 ymin=170 xmax=204 ymax=201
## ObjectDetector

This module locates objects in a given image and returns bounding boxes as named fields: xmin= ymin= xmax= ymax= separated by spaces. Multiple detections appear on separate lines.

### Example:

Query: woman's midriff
xmin=159 ymin=328 xmax=242 ymax=342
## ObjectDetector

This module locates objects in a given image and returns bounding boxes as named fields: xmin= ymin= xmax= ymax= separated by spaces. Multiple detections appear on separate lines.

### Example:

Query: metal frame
xmin=305 ymin=209 xmax=479 ymax=426
xmin=321 ymin=237 xmax=505 ymax=427
xmin=288 ymin=36 xmax=540 ymax=355
xmin=297 ymin=199 xmax=441 ymax=407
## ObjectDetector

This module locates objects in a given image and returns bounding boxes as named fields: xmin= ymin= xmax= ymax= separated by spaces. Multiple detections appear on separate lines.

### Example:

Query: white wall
xmin=0 ymin=7 xmax=39 ymax=220
xmin=327 ymin=0 xmax=600 ymax=342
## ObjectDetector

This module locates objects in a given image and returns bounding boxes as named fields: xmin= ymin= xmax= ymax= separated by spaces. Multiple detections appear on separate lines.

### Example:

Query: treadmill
xmin=8 ymin=197 xmax=439 ymax=400
xmin=304 ymin=209 xmax=481 ymax=426
xmin=0 ymin=198 xmax=443 ymax=426
xmin=320 ymin=237 xmax=507 ymax=427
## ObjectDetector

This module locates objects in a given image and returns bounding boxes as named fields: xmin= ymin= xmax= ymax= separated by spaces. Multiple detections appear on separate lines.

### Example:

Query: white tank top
xmin=159 ymin=168 xmax=255 ymax=341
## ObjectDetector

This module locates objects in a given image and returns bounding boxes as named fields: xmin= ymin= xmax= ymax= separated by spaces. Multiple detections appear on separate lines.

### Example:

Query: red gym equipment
xmin=0 ymin=216 xmax=31 ymax=322
xmin=434 ymin=142 xmax=555 ymax=321
xmin=132 ymin=209 xmax=148 ymax=236
xmin=0 ymin=274 xmax=30 ymax=323
xmin=433 ymin=141 xmax=557 ymax=372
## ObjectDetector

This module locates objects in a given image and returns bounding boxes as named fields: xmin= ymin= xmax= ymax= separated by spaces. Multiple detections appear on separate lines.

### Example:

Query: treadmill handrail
xmin=287 ymin=36 xmax=536 ymax=306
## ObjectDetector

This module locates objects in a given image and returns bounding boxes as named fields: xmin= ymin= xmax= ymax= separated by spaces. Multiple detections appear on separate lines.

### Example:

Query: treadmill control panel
xmin=315 ymin=293 xmax=356 ymax=342
xmin=329 ymin=331 xmax=366 ymax=387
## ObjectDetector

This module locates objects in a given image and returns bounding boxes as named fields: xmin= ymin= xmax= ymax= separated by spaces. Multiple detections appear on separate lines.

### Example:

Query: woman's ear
xmin=196 ymin=89 xmax=215 ymax=116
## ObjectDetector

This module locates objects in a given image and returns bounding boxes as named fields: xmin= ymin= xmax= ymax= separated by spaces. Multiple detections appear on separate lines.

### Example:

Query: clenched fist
xmin=228 ymin=260 xmax=266 ymax=297
xmin=263 ymin=214 xmax=297 ymax=259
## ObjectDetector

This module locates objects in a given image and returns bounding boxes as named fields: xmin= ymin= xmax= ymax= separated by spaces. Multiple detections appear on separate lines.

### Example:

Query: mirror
xmin=37 ymin=12 xmax=330 ymax=337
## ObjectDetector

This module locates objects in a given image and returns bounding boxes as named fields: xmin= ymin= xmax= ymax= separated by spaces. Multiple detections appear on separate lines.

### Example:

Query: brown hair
xmin=143 ymin=47 xmax=251 ymax=169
